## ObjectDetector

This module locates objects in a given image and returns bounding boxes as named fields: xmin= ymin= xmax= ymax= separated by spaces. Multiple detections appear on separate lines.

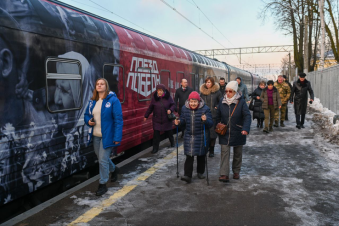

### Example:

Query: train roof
xmin=47 ymin=0 xmax=226 ymax=70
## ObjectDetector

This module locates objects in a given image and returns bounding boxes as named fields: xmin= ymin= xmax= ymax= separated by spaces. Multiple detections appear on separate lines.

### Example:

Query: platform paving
xmin=13 ymin=105 xmax=339 ymax=226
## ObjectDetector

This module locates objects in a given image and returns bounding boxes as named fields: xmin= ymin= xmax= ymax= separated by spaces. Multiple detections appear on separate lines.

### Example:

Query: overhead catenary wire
xmin=189 ymin=0 xmax=251 ymax=66
xmin=65 ymin=0 xmax=164 ymax=39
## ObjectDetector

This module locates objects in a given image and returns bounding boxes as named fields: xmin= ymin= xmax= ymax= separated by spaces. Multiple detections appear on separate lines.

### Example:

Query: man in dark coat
xmin=144 ymin=84 xmax=176 ymax=153
xmin=219 ymin=77 xmax=227 ymax=95
xmin=174 ymin=79 xmax=193 ymax=138
xmin=290 ymin=73 xmax=314 ymax=129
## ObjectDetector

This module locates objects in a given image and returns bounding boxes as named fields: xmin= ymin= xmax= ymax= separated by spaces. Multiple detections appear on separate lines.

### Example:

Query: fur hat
xmin=226 ymin=81 xmax=238 ymax=92
xmin=156 ymin=84 xmax=166 ymax=91
xmin=188 ymin=91 xmax=200 ymax=101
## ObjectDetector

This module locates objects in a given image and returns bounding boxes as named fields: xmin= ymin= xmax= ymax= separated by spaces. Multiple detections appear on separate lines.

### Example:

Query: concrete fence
xmin=307 ymin=65 xmax=339 ymax=114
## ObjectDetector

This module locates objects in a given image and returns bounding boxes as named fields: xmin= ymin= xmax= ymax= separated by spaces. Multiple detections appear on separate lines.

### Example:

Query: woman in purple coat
xmin=144 ymin=84 xmax=175 ymax=154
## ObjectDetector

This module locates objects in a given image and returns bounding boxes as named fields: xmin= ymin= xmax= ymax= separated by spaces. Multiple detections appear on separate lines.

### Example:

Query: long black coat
xmin=144 ymin=90 xmax=175 ymax=131
xmin=215 ymin=94 xmax=251 ymax=146
xmin=251 ymin=86 xmax=265 ymax=120
xmin=180 ymin=100 xmax=213 ymax=156
xmin=290 ymin=79 xmax=314 ymax=115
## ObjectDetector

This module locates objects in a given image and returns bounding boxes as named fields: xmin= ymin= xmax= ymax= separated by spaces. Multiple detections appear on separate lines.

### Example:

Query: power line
xmin=159 ymin=0 xmax=250 ymax=65
xmin=66 ymin=0 xmax=164 ymax=39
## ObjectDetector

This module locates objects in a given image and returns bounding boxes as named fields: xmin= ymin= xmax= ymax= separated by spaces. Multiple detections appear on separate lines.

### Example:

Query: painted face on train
xmin=54 ymin=80 xmax=78 ymax=130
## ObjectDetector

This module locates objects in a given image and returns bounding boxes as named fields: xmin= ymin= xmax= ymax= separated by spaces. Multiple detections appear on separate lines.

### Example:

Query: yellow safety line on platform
xmin=68 ymin=146 xmax=183 ymax=226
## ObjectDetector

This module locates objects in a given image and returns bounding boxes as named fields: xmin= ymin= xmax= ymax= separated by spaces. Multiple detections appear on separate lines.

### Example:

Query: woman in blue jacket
xmin=215 ymin=81 xmax=251 ymax=183
xmin=84 ymin=78 xmax=123 ymax=196
xmin=174 ymin=92 xmax=213 ymax=183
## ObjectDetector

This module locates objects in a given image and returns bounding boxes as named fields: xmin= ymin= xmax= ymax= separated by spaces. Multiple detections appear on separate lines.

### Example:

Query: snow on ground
xmin=308 ymin=97 xmax=339 ymax=163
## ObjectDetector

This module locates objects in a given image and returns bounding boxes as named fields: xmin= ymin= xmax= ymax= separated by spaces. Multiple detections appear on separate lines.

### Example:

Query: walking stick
xmin=203 ymin=122 xmax=209 ymax=186
xmin=176 ymin=123 xmax=179 ymax=178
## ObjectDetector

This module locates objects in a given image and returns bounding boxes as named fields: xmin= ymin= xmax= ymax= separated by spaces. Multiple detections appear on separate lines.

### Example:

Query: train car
xmin=0 ymin=0 xmax=254 ymax=206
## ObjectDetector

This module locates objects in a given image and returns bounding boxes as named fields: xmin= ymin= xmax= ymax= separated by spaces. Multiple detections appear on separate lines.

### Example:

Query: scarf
xmin=222 ymin=92 xmax=240 ymax=105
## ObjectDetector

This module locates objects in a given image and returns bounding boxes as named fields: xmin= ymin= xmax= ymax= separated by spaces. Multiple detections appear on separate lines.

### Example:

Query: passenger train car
xmin=0 ymin=0 xmax=262 ymax=205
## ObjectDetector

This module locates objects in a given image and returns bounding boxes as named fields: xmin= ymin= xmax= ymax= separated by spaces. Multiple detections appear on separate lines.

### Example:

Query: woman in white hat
xmin=215 ymin=81 xmax=251 ymax=182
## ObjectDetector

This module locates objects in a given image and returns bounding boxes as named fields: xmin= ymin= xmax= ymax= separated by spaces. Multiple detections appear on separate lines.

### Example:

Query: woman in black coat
xmin=251 ymin=81 xmax=266 ymax=128
xmin=290 ymin=73 xmax=314 ymax=129
xmin=215 ymin=81 xmax=251 ymax=182
xmin=200 ymin=76 xmax=222 ymax=157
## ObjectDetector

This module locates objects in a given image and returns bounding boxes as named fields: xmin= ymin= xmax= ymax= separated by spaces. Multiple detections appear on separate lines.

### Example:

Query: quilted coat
xmin=144 ymin=90 xmax=175 ymax=132
xmin=251 ymin=86 xmax=265 ymax=120
xmin=179 ymin=99 xmax=213 ymax=156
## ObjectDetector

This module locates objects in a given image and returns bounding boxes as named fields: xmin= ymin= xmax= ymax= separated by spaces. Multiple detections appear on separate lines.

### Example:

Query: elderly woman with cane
xmin=174 ymin=92 xmax=213 ymax=183
xmin=215 ymin=81 xmax=251 ymax=182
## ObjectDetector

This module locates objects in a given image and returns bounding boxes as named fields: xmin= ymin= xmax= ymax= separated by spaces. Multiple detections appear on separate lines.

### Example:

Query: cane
xmin=176 ymin=119 xmax=179 ymax=178
xmin=203 ymin=121 xmax=209 ymax=186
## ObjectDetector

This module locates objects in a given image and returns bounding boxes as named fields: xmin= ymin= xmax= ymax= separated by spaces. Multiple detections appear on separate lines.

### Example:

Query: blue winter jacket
xmin=179 ymin=99 xmax=213 ymax=156
xmin=216 ymin=94 xmax=251 ymax=146
xmin=84 ymin=91 xmax=123 ymax=149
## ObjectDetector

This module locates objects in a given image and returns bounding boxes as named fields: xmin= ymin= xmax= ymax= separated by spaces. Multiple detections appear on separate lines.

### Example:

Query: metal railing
xmin=307 ymin=65 xmax=339 ymax=114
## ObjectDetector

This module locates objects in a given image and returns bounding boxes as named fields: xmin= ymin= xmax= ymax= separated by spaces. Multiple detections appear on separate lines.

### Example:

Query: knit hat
xmin=156 ymin=84 xmax=166 ymax=91
xmin=226 ymin=81 xmax=238 ymax=92
xmin=188 ymin=91 xmax=200 ymax=101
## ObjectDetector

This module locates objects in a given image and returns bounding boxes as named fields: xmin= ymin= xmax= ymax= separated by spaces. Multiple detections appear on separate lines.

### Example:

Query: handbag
xmin=249 ymin=98 xmax=254 ymax=111
xmin=160 ymin=99 xmax=176 ymax=121
xmin=215 ymin=101 xmax=239 ymax=135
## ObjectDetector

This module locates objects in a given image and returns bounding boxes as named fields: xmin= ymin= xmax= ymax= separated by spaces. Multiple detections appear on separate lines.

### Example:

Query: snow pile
xmin=309 ymin=97 xmax=339 ymax=136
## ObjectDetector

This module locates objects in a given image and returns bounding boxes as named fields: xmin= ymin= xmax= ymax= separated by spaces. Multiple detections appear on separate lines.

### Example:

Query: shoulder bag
xmin=215 ymin=101 xmax=239 ymax=135
xmin=160 ymin=99 xmax=176 ymax=121
xmin=248 ymin=98 xmax=254 ymax=111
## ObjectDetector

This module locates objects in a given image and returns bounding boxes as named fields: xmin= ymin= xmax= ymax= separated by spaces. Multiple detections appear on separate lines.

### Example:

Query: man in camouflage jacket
xmin=273 ymin=75 xmax=291 ymax=127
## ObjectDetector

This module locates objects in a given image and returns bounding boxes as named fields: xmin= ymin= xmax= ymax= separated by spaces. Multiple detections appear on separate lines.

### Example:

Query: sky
xmin=58 ymin=0 xmax=293 ymax=74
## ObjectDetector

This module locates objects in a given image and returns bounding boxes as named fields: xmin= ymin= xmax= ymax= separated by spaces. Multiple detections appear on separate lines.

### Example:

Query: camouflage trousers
xmin=274 ymin=104 xmax=287 ymax=122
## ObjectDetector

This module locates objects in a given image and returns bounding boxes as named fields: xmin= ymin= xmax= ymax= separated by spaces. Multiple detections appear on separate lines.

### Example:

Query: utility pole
xmin=304 ymin=15 xmax=309 ymax=73
xmin=288 ymin=52 xmax=291 ymax=81
xmin=319 ymin=0 xmax=325 ymax=70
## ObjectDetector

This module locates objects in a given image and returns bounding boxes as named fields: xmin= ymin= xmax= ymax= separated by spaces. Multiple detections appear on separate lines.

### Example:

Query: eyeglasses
xmin=225 ymin=90 xmax=234 ymax=93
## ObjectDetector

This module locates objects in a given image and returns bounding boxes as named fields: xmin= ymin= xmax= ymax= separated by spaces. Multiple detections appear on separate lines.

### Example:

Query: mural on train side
xmin=0 ymin=0 xmax=120 ymax=205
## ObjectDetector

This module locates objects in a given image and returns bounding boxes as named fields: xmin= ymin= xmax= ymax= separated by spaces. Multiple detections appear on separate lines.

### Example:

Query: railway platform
xmin=6 ymin=104 xmax=339 ymax=226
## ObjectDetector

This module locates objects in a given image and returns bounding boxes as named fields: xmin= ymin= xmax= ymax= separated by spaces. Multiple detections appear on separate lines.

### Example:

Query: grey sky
xmin=58 ymin=0 xmax=292 ymax=67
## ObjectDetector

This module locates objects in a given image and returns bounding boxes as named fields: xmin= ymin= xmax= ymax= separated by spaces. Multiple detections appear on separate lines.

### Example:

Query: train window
xmin=103 ymin=64 xmax=125 ymax=103
xmin=160 ymin=70 xmax=170 ymax=89
xmin=46 ymin=58 xmax=82 ymax=113
xmin=136 ymin=67 xmax=153 ymax=101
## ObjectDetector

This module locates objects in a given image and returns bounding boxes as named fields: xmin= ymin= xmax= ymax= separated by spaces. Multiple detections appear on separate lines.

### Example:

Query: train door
xmin=103 ymin=64 xmax=125 ymax=103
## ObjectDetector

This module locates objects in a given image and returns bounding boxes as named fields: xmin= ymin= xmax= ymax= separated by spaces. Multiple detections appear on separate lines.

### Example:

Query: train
xmin=0 ymin=0 xmax=263 ymax=206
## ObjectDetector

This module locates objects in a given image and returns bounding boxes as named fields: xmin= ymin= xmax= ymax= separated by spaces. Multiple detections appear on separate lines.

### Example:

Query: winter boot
xmin=208 ymin=146 xmax=215 ymax=157
xmin=296 ymin=124 xmax=301 ymax=129
xmin=273 ymin=120 xmax=279 ymax=127
xmin=260 ymin=120 xmax=264 ymax=128
xmin=169 ymin=136 xmax=175 ymax=148
xmin=197 ymin=173 xmax=205 ymax=179
xmin=111 ymin=166 xmax=120 ymax=182
xmin=269 ymin=126 xmax=273 ymax=132
xmin=257 ymin=122 xmax=260 ymax=128
xmin=263 ymin=127 xmax=269 ymax=133
xmin=96 ymin=184 xmax=108 ymax=196
xmin=181 ymin=176 xmax=192 ymax=183
xmin=151 ymin=148 xmax=159 ymax=154
xmin=280 ymin=121 xmax=285 ymax=127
